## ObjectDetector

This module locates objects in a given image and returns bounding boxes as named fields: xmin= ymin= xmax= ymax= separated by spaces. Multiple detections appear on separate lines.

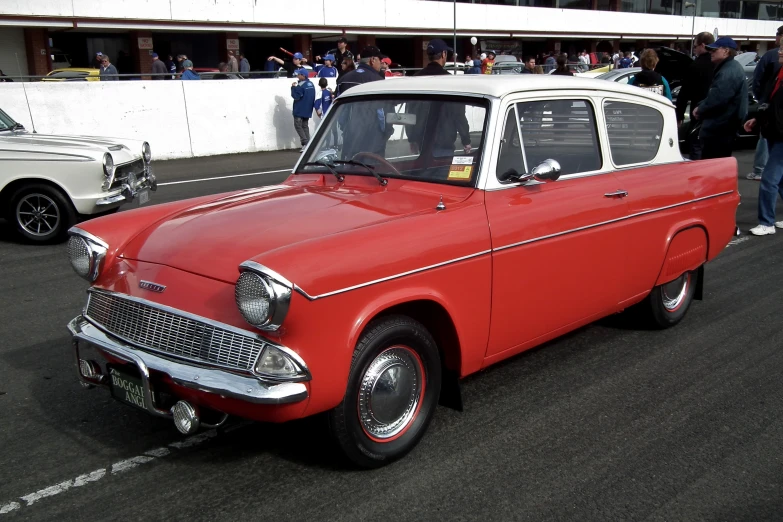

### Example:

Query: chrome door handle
xmin=604 ymin=190 xmax=628 ymax=198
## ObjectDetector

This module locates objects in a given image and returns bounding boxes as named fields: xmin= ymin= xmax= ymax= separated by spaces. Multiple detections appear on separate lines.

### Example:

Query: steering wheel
xmin=351 ymin=152 xmax=403 ymax=177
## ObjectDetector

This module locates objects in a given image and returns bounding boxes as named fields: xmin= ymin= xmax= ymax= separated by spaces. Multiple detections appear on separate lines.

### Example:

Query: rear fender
xmin=655 ymin=225 xmax=708 ymax=287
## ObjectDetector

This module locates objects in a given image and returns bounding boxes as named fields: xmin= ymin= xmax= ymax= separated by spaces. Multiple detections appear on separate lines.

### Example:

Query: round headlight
xmin=67 ymin=236 xmax=92 ymax=279
xmin=235 ymin=272 xmax=274 ymax=327
xmin=102 ymin=153 xmax=115 ymax=191
xmin=142 ymin=142 xmax=151 ymax=164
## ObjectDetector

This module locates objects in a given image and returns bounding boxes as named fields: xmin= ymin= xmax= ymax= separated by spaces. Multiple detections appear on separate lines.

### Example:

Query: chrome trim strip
xmin=238 ymin=260 xmax=293 ymax=332
xmin=0 ymin=149 xmax=94 ymax=161
xmin=294 ymin=249 xmax=492 ymax=301
xmin=84 ymin=288 xmax=310 ymax=380
xmin=68 ymin=226 xmax=109 ymax=249
xmin=239 ymin=260 xmax=294 ymax=288
xmin=68 ymin=316 xmax=308 ymax=408
xmin=493 ymin=190 xmax=735 ymax=253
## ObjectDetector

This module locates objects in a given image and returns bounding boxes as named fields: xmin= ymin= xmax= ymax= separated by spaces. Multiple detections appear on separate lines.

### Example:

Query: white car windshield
xmin=298 ymin=95 xmax=488 ymax=185
xmin=0 ymin=109 xmax=19 ymax=131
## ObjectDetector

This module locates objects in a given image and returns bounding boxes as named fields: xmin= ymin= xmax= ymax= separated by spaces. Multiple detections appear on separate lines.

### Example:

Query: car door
xmin=484 ymin=97 xmax=629 ymax=360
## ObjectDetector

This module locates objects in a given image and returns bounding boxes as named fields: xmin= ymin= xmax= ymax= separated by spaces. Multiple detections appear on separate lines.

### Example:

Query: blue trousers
xmin=753 ymin=135 xmax=769 ymax=175
xmin=758 ymin=139 xmax=783 ymax=226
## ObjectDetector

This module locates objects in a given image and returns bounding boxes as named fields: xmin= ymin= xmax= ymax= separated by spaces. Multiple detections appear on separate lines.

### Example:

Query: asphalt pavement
xmin=1 ymin=148 xmax=783 ymax=521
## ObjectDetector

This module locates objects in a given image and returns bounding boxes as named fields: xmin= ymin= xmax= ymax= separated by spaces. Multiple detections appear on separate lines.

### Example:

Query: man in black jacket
xmin=743 ymin=45 xmax=783 ymax=235
xmin=316 ymin=37 xmax=354 ymax=78
xmin=747 ymin=25 xmax=783 ymax=180
xmin=693 ymin=37 xmax=748 ymax=160
xmin=675 ymin=31 xmax=715 ymax=159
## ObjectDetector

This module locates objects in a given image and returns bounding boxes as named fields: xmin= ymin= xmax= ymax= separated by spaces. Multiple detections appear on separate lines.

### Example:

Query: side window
xmin=603 ymin=101 xmax=663 ymax=166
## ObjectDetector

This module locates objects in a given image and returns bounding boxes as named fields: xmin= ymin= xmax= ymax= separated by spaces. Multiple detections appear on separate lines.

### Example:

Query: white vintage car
xmin=0 ymin=107 xmax=157 ymax=243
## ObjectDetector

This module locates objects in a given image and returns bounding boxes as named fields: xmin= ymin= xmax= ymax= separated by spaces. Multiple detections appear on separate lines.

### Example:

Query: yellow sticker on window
xmin=448 ymin=165 xmax=473 ymax=180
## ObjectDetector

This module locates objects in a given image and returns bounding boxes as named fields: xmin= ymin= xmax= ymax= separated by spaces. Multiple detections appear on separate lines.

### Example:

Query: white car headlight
xmin=142 ymin=142 xmax=151 ymax=164
xmin=67 ymin=228 xmax=109 ymax=282
xmin=102 ymin=153 xmax=115 ymax=191
xmin=235 ymin=261 xmax=292 ymax=331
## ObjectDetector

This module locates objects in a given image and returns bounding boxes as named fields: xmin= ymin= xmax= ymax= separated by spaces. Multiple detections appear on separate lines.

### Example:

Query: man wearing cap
xmin=317 ymin=38 xmax=354 ymax=78
xmin=316 ymin=55 xmax=338 ymax=78
xmin=291 ymin=68 xmax=316 ymax=152
xmin=180 ymin=60 xmax=200 ymax=80
xmin=151 ymin=52 xmax=167 ymax=79
xmin=335 ymin=46 xmax=385 ymax=96
xmin=693 ymin=36 xmax=748 ymax=160
xmin=268 ymin=52 xmax=306 ymax=78
xmin=415 ymin=39 xmax=453 ymax=76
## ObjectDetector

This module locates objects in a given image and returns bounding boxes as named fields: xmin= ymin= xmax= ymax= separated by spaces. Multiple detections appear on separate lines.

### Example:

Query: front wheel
xmin=328 ymin=315 xmax=441 ymax=468
xmin=646 ymin=269 xmax=698 ymax=328
xmin=8 ymin=183 xmax=76 ymax=243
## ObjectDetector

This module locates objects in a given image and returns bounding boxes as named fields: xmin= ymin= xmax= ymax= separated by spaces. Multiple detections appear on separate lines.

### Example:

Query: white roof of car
xmin=340 ymin=74 xmax=674 ymax=106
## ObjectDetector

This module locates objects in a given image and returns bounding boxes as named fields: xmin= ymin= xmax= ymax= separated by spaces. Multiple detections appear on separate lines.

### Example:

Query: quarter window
xmin=603 ymin=101 xmax=663 ymax=166
xmin=496 ymin=99 xmax=602 ymax=181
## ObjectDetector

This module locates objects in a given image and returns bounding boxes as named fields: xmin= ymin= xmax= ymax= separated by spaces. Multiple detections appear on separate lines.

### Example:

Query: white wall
xmin=0 ymin=78 xmax=338 ymax=160
xmin=0 ymin=27 xmax=28 ymax=79
xmin=2 ymin=0 xmax=780 ymax=40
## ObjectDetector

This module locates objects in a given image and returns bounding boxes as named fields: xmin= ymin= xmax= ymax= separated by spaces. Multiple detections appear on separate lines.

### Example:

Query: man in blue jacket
xmin=291 ymin=68 xmax=316 ymax=152
xmin=693 ymin=37 xmax=748 ymax=160
xmin=747 ymin=25 xmax=783 ymax=179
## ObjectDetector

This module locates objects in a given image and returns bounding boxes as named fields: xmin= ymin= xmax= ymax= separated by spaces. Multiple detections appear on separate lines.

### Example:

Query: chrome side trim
xmin=239 ymin=260 xmax=294 ymax=288
xmin=69 ymin=316 xmax=308 ymax=409
xmin=0 ymin=149 xmax=94 ymax=161
xmin=294 ymin=249 xmax=492 ymax=301
xmin=493 ymin=190 xmax=735 ymax=253
xmin=67 ymin=226 xmax=109 ymax=249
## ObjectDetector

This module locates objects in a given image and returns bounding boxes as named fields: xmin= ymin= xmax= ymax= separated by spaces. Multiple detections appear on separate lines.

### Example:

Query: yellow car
xmin=41 ymin=68 xmax=101 ymax=82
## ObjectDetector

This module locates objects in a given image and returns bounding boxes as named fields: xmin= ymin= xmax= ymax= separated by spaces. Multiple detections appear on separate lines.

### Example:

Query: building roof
xmin=340 ymin=74 xmax=674 ymax=107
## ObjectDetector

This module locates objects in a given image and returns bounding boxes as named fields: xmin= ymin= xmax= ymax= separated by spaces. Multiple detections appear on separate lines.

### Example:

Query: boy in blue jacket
xmin=291 ymin=68 xmax=316 ymax=151
xmin=314 ymin=77 xmax=337 ymax=146
xmin=316 ymin=54 xmax=338 ymax=78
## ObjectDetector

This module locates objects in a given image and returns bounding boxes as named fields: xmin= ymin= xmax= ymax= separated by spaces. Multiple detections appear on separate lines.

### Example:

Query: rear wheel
xmin=8 ymin=183 xmax=76 ymax=243
xmin=646 ymin=269 xmax=698 ymax=328
xmin=328 ymin=315 xmax=441 ymax=468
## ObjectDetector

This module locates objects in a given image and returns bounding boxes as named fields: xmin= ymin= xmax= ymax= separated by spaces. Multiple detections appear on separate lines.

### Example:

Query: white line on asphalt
xmin=728 ymin=236 xmax=751 ymax=247
xmin=158 ymin=169 xmax=291 ymax=186
xmin=0 ymin=429 xmax=225 ymax=516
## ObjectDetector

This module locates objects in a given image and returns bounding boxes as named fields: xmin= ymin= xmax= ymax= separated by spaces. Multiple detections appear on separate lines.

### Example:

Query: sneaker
xmin=746 ymin=172 xmax=762 ymax=180
xmin=776 ymin=221 xmax=783 ymax=229
xmin=749 ymin=224 xmax=776 ymax=235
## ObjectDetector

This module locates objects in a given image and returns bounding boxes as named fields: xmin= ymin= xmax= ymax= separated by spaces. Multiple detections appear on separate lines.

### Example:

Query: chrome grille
xmin=84 ymin=290 xmax=265 ymax=372
xmin=111 ymin=159 xmax=145 ymax=190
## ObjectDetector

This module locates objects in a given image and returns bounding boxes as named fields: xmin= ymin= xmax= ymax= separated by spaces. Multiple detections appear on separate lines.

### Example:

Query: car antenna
xmin=15 ymin=53 xmax=37 ymax=133
xmin=436 ymin=196 xmax=446 ymax=211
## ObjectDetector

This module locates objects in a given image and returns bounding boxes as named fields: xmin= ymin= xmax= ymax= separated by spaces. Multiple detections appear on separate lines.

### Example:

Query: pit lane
xmin=1 ymin=149 xmax=782 ymax=521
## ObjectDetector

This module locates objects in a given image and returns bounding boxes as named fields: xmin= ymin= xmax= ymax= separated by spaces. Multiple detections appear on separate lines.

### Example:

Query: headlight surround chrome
xmin=67 ymin=227 xmax=109 ymax=282
xmin=235 ymin=261 xmax=292 ymax=331
xmin=142 ymin=142 xmax=151 ymax=164
xmin=102 ymin=152 xmax=115 ymax=191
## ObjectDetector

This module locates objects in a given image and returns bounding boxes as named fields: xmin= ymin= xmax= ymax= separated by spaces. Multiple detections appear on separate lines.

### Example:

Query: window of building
xmin=603 ymin=101 xmax=663 ymax=165
xmin=496 ymin=99 xmax=602 ymax=181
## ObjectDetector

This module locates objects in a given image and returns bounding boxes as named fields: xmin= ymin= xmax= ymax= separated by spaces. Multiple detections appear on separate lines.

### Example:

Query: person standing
xmin=268 ymin=52 xmax=306 ymax=78
xmin=291 ymin=68 xmax=316 ymax=151
xmin=415 ymin=39 xmax=453 ymax=76
xmin=227 ymin=51 xmax=239 ymax=72
xmin=316 ymin=54 xmax=338 ymax=78
xmin=551 ymin=54 xmax=574 ymax=76
xmin=482 ymin=51 xmax=496 ymax=74
xmin=99 ymin=55 xmax=119 ymax=81
xmin=335 ymin=46 xmax=385 ymax=96
xmin=150 ymin=53 xmax=167 ymax=79
xmin=165 ymin=54 xmax=177 ymax=79
xmin=631 ymin=49 xmax=672 ymax=100
xmin=743 ymin=45 xmax=783 ymax=235
xmin=521 ymin=56 xmax=536 ymax=74
xmin=693 ymin=37 xmax=748 ymax=160
xmin=180 ymin=60 xmax=200 ymax=80
xmin=316 ymin=37 xmax=354 ymax=78
xmin=544 ymin=52 xmax=556 ymax=73
xmin=675 ymin=31 xmax=715 ymax=160
xmin=747 ymin=26 xmax=783 ymax=180
xmin=238 ymin=52 xmax=250 ymax=74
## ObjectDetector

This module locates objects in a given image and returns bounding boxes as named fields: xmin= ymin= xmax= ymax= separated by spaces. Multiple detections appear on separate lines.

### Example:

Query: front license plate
xmin=109 ymin=366 xmax=147 ymax=410
xmin=138 ymin=188 xmax=150 ymax=206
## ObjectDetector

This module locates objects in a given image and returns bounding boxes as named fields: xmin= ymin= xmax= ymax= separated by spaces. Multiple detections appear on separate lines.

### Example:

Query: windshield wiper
xmin=332 ymin=160 xmax=387 ymax=186
xmin=301 ymin=161 xmax=344 ymax=182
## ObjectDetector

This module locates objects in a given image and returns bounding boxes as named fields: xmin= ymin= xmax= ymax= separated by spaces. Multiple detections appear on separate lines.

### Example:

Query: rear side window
xmin=603 ymin=101 xmax=663 ymax=166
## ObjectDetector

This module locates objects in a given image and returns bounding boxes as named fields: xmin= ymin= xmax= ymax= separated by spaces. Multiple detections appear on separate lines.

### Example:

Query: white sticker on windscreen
xmin=452 ymin=156 xmax=473 ymax=165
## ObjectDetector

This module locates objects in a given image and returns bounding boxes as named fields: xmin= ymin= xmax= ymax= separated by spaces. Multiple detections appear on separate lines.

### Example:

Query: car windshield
xmin=48 ymin=70 xmax=89 ymax=78
xmin=0 ymin=108 xmax=18 ymax=131
xmin=298 ymin=95 xmax=489 ymax=185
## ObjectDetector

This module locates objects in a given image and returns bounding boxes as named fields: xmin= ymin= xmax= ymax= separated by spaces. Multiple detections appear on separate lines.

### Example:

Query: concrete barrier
xmin=0 ymin=77 xmax=338 ymax=160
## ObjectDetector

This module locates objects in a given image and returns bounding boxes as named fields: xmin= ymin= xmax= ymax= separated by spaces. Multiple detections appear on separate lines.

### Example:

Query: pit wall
xmin=0 ymin=78 xmax=341 ymax=160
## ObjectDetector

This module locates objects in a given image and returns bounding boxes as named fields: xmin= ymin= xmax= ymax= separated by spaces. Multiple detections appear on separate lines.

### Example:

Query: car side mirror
xmin=530 ymin=159 xmax=561 ymax=181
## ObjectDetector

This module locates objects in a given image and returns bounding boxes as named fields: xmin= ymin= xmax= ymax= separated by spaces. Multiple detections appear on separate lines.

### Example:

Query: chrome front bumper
xmin=96 ymin=165 xmax=158 ymax=207
xmin=68 ymin=316 xmax=308 ymax=418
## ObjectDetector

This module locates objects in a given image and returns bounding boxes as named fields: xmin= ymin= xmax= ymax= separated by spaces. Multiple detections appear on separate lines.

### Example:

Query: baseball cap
xmin=359 ymin=46 xmax=385 ymax=58
xmin=487 ymin=50 xmax=496 ymax=57
xmin=706 ymin=36 xmax=737 ymax=50
xmin=295 ymin=68 xmax=309 ymax=76
xmin=426 ymin=38 xmax=453 ymax=54
xmin=151 ymin=52 xmax=159 ymax=58
xmin=324 ymin=54 xmax=335 ymax=62
xmin=381 ymin=57 xmax=392 ymax=65
xmin=182 ymin=60 xmax=193 ymax=68
xmin=293 ymin=52 xmax=304 ymax=60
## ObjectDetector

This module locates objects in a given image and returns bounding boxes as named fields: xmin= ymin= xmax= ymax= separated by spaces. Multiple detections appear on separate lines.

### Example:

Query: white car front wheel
xmin=10 ymin=183 xmax=76 ymax=243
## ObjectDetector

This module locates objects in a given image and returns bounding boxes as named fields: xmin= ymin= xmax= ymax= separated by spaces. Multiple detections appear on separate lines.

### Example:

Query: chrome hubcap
xmin=661 ymin=272 xmax=690 ymax=311
xmin=358 ymin=346 xmax=423 ymax=440
xmin=16 ymin=194 xmax=60 ymax=237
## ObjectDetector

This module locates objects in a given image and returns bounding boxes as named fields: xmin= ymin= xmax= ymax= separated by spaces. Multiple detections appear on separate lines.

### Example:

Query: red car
xmin=67 ymin=76 xmax=739 ymax=468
